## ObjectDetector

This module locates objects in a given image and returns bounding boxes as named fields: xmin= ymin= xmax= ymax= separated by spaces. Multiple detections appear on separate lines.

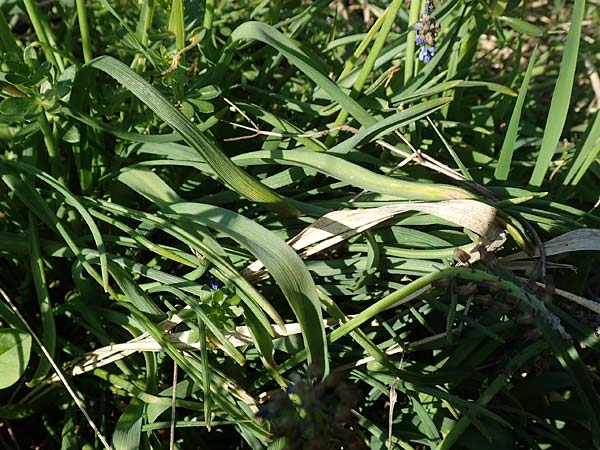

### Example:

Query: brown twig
xmin=161 ymin=34 xmax=202 ymax=77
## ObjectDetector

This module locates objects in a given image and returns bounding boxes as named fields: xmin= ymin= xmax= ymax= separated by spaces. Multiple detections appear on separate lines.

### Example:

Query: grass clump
xmin=0 ymin=1 xmax=599 ymax=449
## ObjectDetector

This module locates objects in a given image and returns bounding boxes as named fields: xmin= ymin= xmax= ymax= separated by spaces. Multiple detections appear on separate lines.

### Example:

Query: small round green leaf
xmin=0 ymin=328 xmax=32 ymax=389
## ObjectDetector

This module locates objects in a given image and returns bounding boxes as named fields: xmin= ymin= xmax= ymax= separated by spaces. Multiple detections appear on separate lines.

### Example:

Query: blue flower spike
xmin=414 ymin=0 xmax=440 ymax=64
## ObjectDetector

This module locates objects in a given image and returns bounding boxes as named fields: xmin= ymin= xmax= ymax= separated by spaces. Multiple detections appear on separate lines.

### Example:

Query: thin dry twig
xmin=584 ymin=57 xmax=600 ymax=108
xmin=222 ymin=101 xmax=477 ymax=186
xmin=161 ymin=34 xmax=202 ymax=77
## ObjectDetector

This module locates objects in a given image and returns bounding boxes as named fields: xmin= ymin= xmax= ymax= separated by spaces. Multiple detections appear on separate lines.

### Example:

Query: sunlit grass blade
xmin=404 ymin=0 xmax=422 ymax=84
xmin=495 ymin=45 xmax=538 ymax=181
xmin=227 ymin=21 xmax=375 ymax=127
xmin=112 ymin=399 xmax=144 ymax=450
xmin=563 ymin=109 xmax=600 ymax=185
xmin=167 ymin=202 xmax=329 ymax=375
xmin=236 ymin=149 xmax=473 ymax=201
xmin=529 ymin=0 xmax=585 ymax=186
xmin=75 ymin=0 xmax=92 ymax=62
xmin=328 ymin=0 xmax=403 ymax=133
xmin=330 ymin=97 xmax=453 ymax=155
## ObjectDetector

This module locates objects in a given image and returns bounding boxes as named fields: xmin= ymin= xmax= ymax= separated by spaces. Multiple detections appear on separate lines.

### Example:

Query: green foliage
xmin=0 ymin=0 xmax=599 ymax=449
xmin=0 ymin=328 xmax=31 ymax=389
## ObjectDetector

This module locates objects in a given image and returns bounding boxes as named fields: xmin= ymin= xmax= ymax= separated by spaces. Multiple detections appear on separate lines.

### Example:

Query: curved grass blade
xmin=329 ymin=0 xmax=403 ymax=132
xmin=227 ymin=21 xmax=375 ymax=127
xmin=236 ymin=149 xmax=473 ymax=201
xmin=112 ymin=399 xmax=143 ymax=450
xmin=87 ymin=196 xmax=283 ymax=331
xmin=117 ymin=167 xmax=327 ymax=372
xmin=529 ymin=0 xmax=585 ymax=186
xmin=0 ymin=163 xmax=108 ymax=290
xmin=167 ymin=202 xmax=329 ymax=376
xmin=83 ymin=56 xmax=298 ymax=217
xmin=330 ymin=97 xmax=452 ymax=155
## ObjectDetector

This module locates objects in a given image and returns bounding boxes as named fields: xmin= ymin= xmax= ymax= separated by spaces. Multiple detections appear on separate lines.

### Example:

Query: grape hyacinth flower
xmin=414 ymin=0 xmax=440 ymax=63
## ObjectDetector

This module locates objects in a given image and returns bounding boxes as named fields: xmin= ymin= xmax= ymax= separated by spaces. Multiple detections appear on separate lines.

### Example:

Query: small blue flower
xmin=418 ymin=46 xmax=435 ymax=63
xmin=414 ymin=0 xmax=439 ymax=64
xmin=206 ymin=274 xmax=223 ymax=291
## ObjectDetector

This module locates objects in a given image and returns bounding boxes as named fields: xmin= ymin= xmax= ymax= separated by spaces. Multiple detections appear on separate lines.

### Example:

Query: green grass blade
xmin=27 ymin=214 xmax=56 ymax=385
xmin=75 ymin=0 xmax=93 ymax=62
xmin=84 ymin=56 xmax=299 ymax=217
xmin=88 ymin=196 xmax=283 ymax=331
xmin=168 ymin=0 xmax=185 ymax=50
xmin=0 ymin=9 xmax=21 ymax=56
xmin=336 ymin=13 xmax=386 ymax=82
xmin=563 ymin=109 xmax=600 ymax=185
xmin=228 ymin=21 xmax=375 ymax=127
xmin=330 ymin=97 xmax=453 ymax=155
xmin=330 ymin=0 xmax=403 ymax=131
xmin=2 ymin=160 xmax=109 ymax=291
xmin=404 ymin=0 xmax=423 ymax=84
xmin=236 ymin=149 xmax=473 ymax=201
xmin=436 ymin=340 xmax=547 ymax=450
xmin=495 ymin=46 xmax=538 ymax=180
xmin=529 ymin=0 xmax=585 ymax=186
xmin=167 ymin=202 xmax=329 ymax=376
xmin=0 ymin=169 xmax=104 ymax=290
xmin=198 ymin=319 xmax=212 ymax=429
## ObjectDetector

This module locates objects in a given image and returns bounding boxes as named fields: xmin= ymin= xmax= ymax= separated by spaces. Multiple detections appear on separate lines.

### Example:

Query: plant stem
xmin=37 ymin=111 xmax=64 ymax=185
xmin=22 ymin=0 xmax=64 ymax=71
xmin=404 ymin=0 xmax=423 ymax=84
xmin=75 ymin=0 xmax=93 ymax=62
xmin=326 ymin=0 xmax=403 ymax=144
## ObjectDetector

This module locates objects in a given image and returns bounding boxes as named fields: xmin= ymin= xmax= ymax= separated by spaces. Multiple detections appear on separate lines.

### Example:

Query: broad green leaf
xmin=112 ymin=398 xmax=144 ymax=450
xmin=0 ymin=328 xmax=32 ymax=389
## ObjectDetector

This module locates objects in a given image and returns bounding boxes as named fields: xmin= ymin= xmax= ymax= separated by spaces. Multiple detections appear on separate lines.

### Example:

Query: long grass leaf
xmin=1 ymin=160 xmax=109 ymax=291
xmin=27 ymin=214 xmax=56 ymax=385
xmin=236 ymin=149 xmax=473 ymax=201
xmin=495 ymin=46 xmax=538 ymax=180
xmin=563 ymin=109 xmax=600 ymax=185
xmin=227 ymin=21 xmax=375 ymax=127
xmin=167 ymin=203 xmax=328 ymax=375
xmin=83 ymin=56 xmax=298 ymax=216
xmin=529 ymin=0 xmax=585 ymax=186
